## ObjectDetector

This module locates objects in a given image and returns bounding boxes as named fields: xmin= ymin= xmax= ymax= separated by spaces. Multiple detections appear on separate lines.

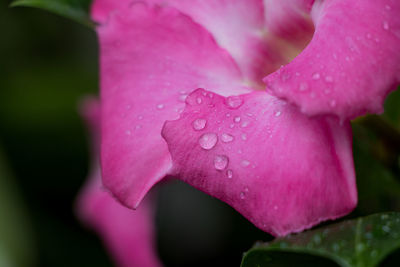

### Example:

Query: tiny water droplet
xmin=221 ymin=133 xmax=234 ymax=143
xmin=325 ymin=76 xmax=333 ymax=83
xmin=299 ymin=82 xmax=308 ymax=91
xmin=179 ymin=94 xmax=187 ymax=102
xmin=295 ymin=72 xmax=301 ymax=77
xmin=330 ymin=100 xmax=337 ymax=107
xmin=383 ymin=21 xmax=389 ymax=30
xmin=226 ymin=113 xmax=231 ymax=117
xmin=157 ymin=103 xmax=165 ymax=110
xmin=240 ymin=192 xmax=245 ymax=199
xmin=125 ymin=130 xmax=131 ymax=136
xmin=382 ymin=225 xmax=391 ymax=233
xmin=196 ymin=97 xmax=203 ymax=104
xmin=137 ymin=115 xmax=143 ymax=120
xmin=366 ymin=33 xmax=372 ymax=39
xmin=312 ymin=72 xmax=320 ymax=80
xmin=273 ymin=205 xmax=278 ymax=210
xmin=192 ymin=118 xmax=207 ymax=131
xmin=198 ymin=133 xmax=218 ymax=150
xmin=214 ymin=155 xmax=229 ymax=170
xmin=234 ymin=116 xmax=241 ymax=123
xmin=240 ymin=121 xmax=249 ymax=128
xmin=241 ymin=160 xmax=250 ymax=167
xmin=385 ymin=5 xmax=391 ymax=10
xmin=226 ymin=169 xmax=233 ymax=179
xmin=275 ymin=111 xmax=282 ymax=117
xmin=135 ymin=125 xmax=142 ymax=130
xmin=241 ymin=134 xmax=247 ymax=141
xmin=226 ymin=96 xmax=243 ymax=109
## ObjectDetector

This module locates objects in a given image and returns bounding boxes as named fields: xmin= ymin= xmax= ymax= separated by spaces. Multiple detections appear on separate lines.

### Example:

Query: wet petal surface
xmin=162 ymin=89 xmax=357 ymax=236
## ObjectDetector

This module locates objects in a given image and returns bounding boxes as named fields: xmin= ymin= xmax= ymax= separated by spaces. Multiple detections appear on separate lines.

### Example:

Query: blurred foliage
xmin=242 ymin=212 xmax=400 ymax=267
xmin=0 ymin=147 xmax=35 ymax=267
xmin=11 ymin=0 xmax=93 ymax=27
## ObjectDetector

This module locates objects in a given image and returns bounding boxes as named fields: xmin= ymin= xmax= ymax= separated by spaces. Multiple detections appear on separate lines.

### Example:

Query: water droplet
xmin=135 ymin=125 xmax=142 ymax=130
xmin=241 ymin=134 xmax=247 ymax=141
xmin=192 ymin=118 xmax=207 ymax=131
xmin=214 ymin=155 xmax=229 ymax=170
xmin=229 ymin=124 xmax=235 ymax=129
xmin=333 ymin=53 xmax=338 ymax=60
xmin=240 ymin=192 xmax=246 ymax=199
xmin=383 ymin=21 xmax=389 ymax=30
xmin=125 ymin=130 xmax=131 ymax=136
xmin=126 ymin=104 xmax=131 ymax=110
xmin=295 ymin=72 xmax=300 ymax=77
xmin=241 ymin=160 xmax=250 ymax=167
xmin=157 ymin=103 xmax=165 ymax=110
xmin=221 ymin=133 xmax=234 ymax=143
xmin=299 ymin=82 xmax=308 ymax=91
xmin=137 ymin=115 xmax=143 ymax=120
xmin=226 ymin=96 xmax=243 ymax=109
xmin=196 ymin=97 xmax=203 ymax=104
xmin=385 ymin=5 xmax=391 ymax=10
xmin=275 ymin=111 xmax=282 ymax=117
xmin=312 ymin=72 xmax=321 ymax=80
xmin=332 ymin=243 xmax=340 ymax=252
xmin=325 ymin=76 xmax=333 ymax=83
xmin=234 ymin=116 xmax=241 ymax=123
xmin=240 ymin=121 xmax=249 ymax=128
xmin=198 ymin=133 xmax=218 ymax=150
xmin=273 ymin=205 xmax=278 ymax=210
xmin=226 ymin=113 xmax=231 ymax=117
xmin=366 ymin=33 xmax=372 ymax=39
xmin=226 ymin=169 xmax=233 ymax=179
xmin=330 ymin=100 xmax=337 ymax=107
xmin=179 ymin=94 xmax=187 ymax=102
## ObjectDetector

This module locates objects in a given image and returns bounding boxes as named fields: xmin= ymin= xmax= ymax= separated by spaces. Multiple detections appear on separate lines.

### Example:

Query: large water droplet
xmin=198 ymin=133 xmax=218 ymax=150
xmin=214 ymin=155 xmax=229 ymax=170
xmin=192 ymin=118 xmax=207 ymax=131
xmin=226 ymin=96 xmax=243 ymax=109
xmin=221 ymin=133 xmax=234 ymax=143
xmin=226 ymin=169 xmax=233 ymax=179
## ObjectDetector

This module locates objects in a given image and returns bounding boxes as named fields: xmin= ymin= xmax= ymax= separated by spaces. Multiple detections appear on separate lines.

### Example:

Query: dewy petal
xmin=162 ymin=89 xmax=357 ymax=236
xmin=264 ymin=0 xmax=400 ymax=120
xmin=77 ymin=98 xmax=161 ymax=267
xmin=97 ymin=3 xmax=250 ymax=209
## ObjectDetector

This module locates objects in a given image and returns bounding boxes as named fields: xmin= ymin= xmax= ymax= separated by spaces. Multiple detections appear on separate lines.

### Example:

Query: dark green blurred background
xmin=2 ymin=1 xmax=400 ymax=266
xmin=0 ymin=1 xmax=272 ymax=266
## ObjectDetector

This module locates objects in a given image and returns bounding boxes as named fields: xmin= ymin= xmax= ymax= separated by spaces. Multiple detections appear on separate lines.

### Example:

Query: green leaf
xmin=241 ymin=213 xmax=400 ymax=267
xmin=0 ymin=146 xmax=36 ymax=267
xmin=11 ymin=0 xmax=94 ymax=28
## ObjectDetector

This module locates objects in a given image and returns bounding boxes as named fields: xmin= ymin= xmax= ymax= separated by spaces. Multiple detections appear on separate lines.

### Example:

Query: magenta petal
xmin=162 ymin=89 xmax=357 ymax=236
xmin=98 ymin=3 xmax=249 ymax=208
xmin=77 ymin=99 xmax=161 ymax=267
xmin=77 ymin=172 xmax=161 ymax=267
xmin=146 ymin=0 xmax=278 ymax=82
xmin=264 ymin=0 xmax=400 ymax=120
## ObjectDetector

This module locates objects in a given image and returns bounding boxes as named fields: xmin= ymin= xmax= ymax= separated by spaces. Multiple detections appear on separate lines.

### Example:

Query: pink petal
xmin=77 ymin=172 xmax=161 ymax=267
xmin=147 ymin=0 xmax=278 ymax=83
xmin=264 ymin=0 xmax=400 ymax=120
xmin=162 ymin=89 xmax=357 ymax=236
xmin=77 ymin=99 xmax=161 ymax=267
xmin=91 ymin=0 xmax=130 ymax=23
xmin=98 ymin=3 xmax=250 ymax=209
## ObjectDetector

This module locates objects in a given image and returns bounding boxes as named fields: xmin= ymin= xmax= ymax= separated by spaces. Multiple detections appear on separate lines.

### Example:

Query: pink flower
xmin=90 ymin=0 xmax=399 ymax=236
xmin=76 ymin=98 xmax=161 ymax=267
